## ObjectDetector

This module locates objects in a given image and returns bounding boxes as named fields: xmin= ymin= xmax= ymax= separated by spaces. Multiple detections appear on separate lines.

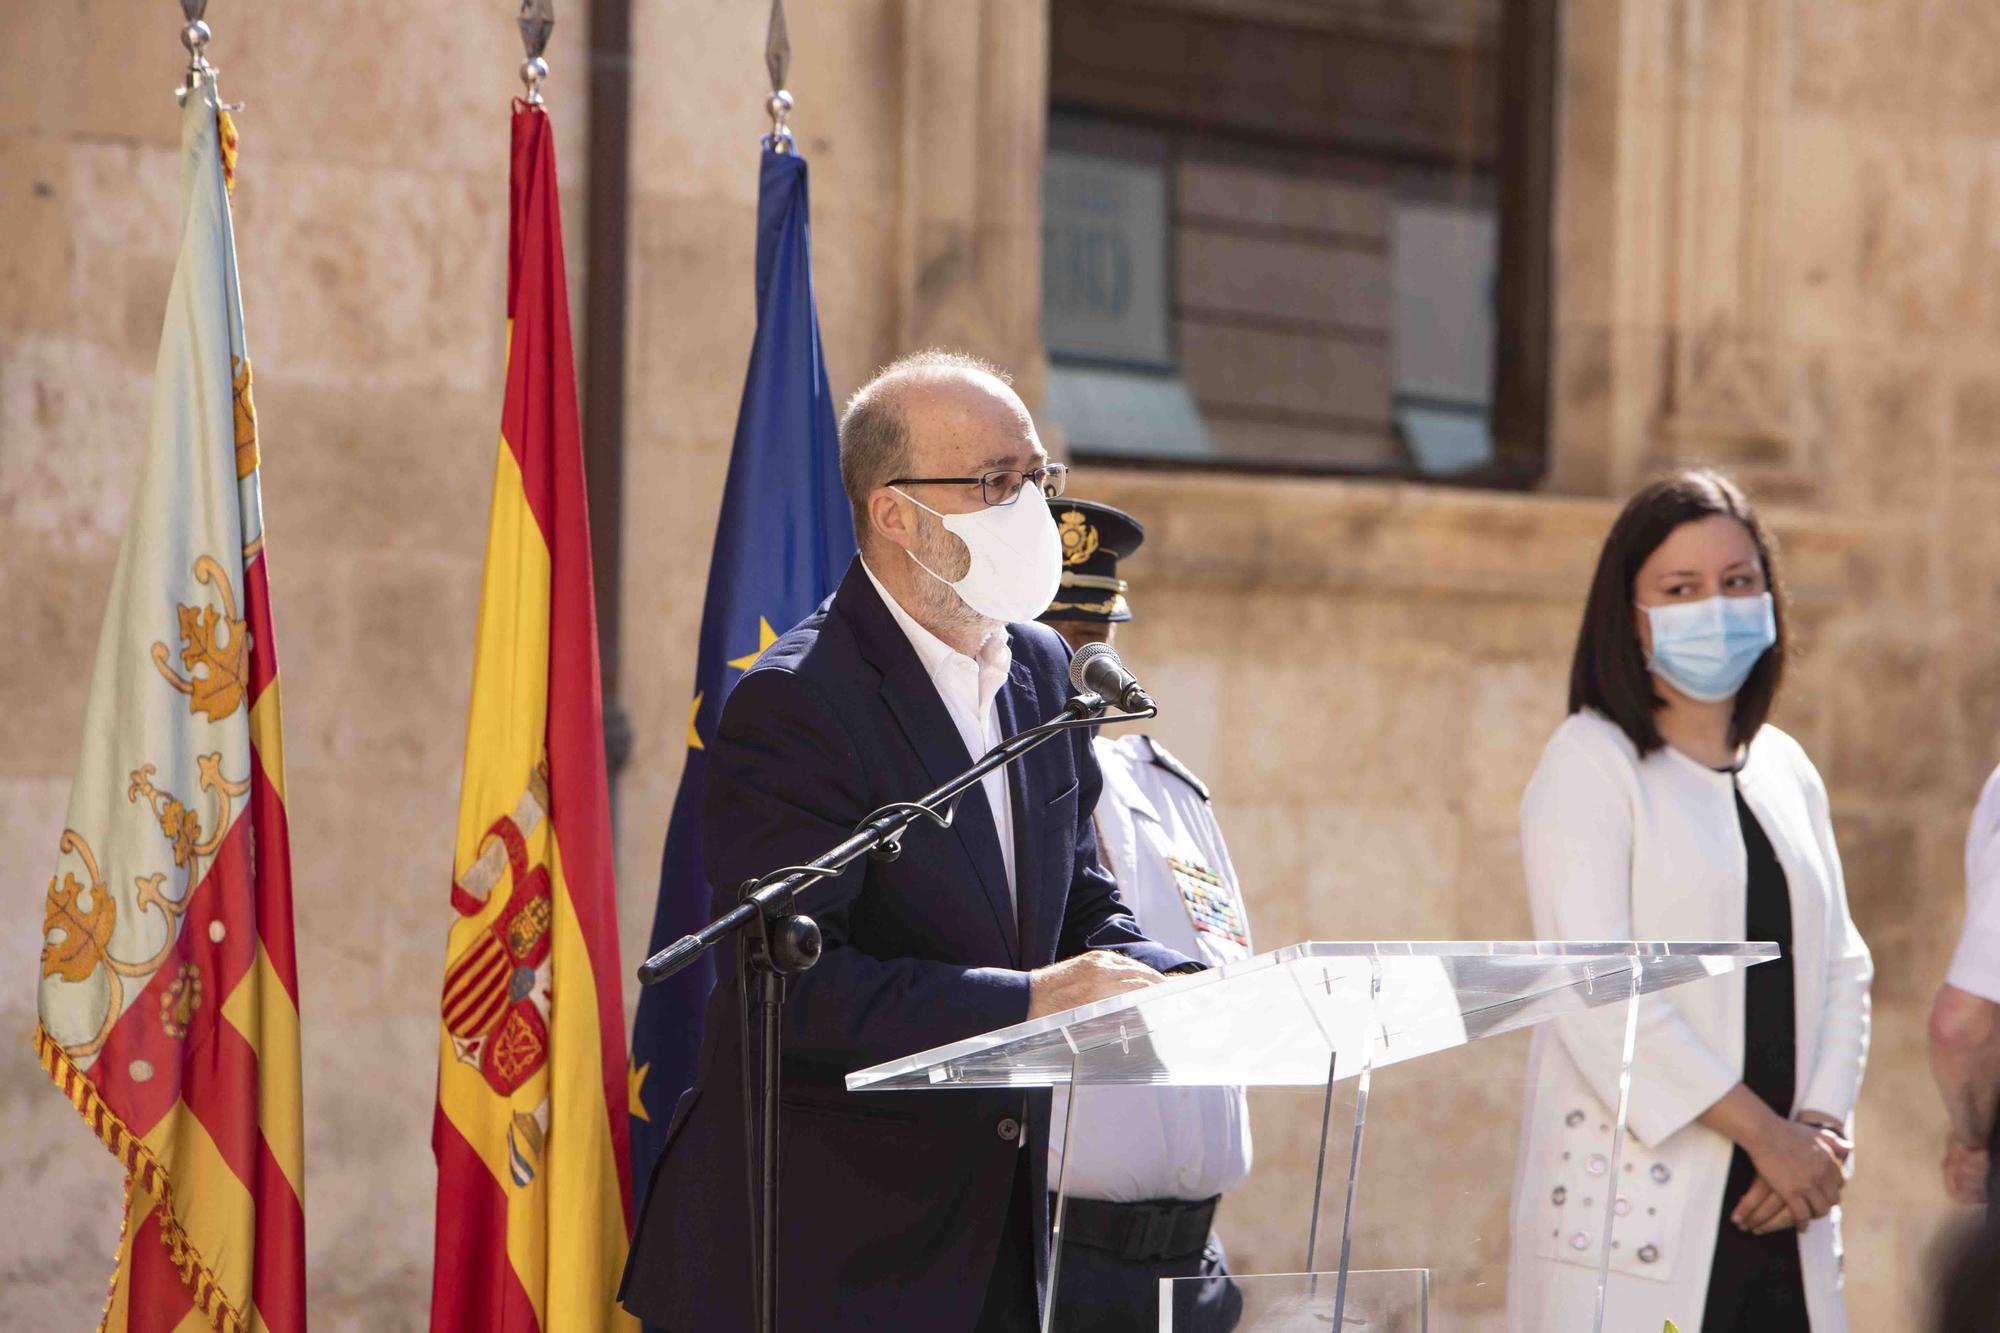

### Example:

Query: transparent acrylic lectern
xmin=847 ymin=940 xmax=1776 ymax=1333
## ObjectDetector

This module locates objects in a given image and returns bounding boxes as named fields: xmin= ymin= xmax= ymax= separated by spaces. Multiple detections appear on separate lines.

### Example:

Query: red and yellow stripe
xmin=429 ymin=103 xmax=634 ymax=1333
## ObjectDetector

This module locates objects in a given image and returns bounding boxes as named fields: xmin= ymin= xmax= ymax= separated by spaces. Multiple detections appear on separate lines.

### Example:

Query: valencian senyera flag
xmin=429 ymin=101 xmax=634 ymax=1333
xmin=626 ymin=142 xmax=855 ymax=1221
xmin=33 ymin=69 xmax=307 ymax=1333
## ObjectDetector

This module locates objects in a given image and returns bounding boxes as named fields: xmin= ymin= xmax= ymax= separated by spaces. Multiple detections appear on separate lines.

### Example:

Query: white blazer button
xmin=1587 ymin=1154 xmax=1608 ymax=1175
xmin=1650 ymin=1164 xmax=1671 ymax=1183
xmin=1565 ymin=1109 xmax=1585 ymax=1127
xmin=1569 ymin=1232 xmax=1591 ymax=1251
xmin=1638 ymin=1244 xmax=1660 ymax=1263
xmin=1551 ymin=1186 xmax=1566 ymax=1205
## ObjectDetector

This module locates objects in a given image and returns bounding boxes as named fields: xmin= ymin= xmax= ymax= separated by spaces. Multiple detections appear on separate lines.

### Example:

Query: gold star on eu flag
xmin=629 ymin=1057 xmax=652 ymax=1121
xmin=727 ymin=616 xmax=779 ymax=671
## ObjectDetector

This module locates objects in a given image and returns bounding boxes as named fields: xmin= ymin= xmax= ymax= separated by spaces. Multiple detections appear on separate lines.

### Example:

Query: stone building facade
xmin=4 ymin=1 xmax=1993 ymax=1328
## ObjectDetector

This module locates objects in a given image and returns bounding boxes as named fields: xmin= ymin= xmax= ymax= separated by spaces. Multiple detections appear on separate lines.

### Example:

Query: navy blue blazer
xmin=621 ymin=557 xmax=1192 ymax=1332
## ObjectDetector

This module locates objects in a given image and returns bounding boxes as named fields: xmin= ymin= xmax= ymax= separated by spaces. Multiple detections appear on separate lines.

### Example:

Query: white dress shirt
xmin=1947 ymin=764 xmax=2000 ymax=1002
xmin=1046 ymin=734 xmax=1254 ymax=1202
xmin=860 ymin=559 xmax=1016 ymax=903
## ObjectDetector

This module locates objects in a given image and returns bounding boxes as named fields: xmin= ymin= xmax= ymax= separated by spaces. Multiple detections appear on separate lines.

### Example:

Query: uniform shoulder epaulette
xmin=1142 ymin=737 xmax=1210 ymax=802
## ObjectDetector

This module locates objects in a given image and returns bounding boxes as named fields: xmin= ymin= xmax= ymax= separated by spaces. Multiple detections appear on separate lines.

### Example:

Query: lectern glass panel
xmin=846 ymin=941 xmax=1775 ymax=1092
xmin=849 ymin=941 xmax=1776 ymax=1333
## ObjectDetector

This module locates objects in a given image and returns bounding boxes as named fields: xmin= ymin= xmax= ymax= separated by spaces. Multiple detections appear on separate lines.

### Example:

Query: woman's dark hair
xmin=1567 ymin=468 xmax=1787 ymax=755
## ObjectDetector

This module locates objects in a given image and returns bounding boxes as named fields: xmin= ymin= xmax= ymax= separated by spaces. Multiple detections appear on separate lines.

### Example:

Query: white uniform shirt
xmin=1947 ymin=765 xmax=2000 ymax=1002
xmin=861 ymin=560 xmax=1016 ymax=902
xmin=1046 ymin=734 xmax=1254 ymax=1202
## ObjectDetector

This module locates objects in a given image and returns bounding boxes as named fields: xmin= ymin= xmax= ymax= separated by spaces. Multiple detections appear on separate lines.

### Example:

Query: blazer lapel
xmin=995 ymin=653 xmax=1047 ymax=967
xmin=841 ymin=561 xmax=1020 ymax=963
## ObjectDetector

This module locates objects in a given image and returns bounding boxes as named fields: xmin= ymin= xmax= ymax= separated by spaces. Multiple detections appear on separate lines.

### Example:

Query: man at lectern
xmin=1039 ymin=500 xmax=1253 ymax=1333
xmin=621 ymin=350 xmax=1200 ymax=1333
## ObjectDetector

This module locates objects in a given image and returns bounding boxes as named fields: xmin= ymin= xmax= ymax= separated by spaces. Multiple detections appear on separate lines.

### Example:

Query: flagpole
xmin=519 ymin=0 xmax=553 ymax=103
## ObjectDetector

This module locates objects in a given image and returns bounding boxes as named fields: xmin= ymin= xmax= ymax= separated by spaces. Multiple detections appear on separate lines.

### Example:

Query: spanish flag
xmin=429 ymin=102 xmax=635 ymax=1332
xmin=33 ymin=70 xmax=307 ymax=1333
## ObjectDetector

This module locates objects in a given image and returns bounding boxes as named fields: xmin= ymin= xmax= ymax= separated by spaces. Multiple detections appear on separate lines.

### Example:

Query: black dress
xmin=1699 ymin=786 xmax=1811 ymax=1331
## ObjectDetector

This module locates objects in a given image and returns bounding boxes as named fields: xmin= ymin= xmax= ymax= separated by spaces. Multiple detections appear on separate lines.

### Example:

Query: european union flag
xmin=627 ymin=144 xmax=854 ymax=1214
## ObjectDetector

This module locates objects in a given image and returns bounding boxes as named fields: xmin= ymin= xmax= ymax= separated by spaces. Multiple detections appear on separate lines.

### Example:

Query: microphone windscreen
xmin=1068 ymin=641 xmax=1119 ymax=697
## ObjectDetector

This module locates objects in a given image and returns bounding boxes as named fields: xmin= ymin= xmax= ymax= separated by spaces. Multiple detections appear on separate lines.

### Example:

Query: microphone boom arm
xmin=636 ymin=691 xmax=1156 ymax=986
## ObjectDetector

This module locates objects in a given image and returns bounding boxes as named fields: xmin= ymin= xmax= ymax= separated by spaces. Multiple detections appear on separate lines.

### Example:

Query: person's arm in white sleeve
xmin=1520 ymin=728 xmax=1739 ymax=1150
xmin=1930 ymin=766 xmax=2000 ymax=1202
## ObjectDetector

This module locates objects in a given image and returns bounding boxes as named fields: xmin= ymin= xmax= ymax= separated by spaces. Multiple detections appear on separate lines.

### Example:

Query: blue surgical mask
xmin=1640 ymin=592 xmax=1776 ymax=702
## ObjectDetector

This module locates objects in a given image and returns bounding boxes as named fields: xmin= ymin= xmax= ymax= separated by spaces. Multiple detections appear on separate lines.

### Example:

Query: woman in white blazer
xmin=1507 ymin=471 xmax=1872 ymax=1333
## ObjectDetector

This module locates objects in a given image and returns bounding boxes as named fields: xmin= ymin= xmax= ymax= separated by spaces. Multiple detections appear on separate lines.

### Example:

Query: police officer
xmin=1040 ymin=499 xmax=1252 ymax=1333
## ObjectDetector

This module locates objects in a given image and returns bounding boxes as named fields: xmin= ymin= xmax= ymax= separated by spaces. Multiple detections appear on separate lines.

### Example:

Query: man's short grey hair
xmin=839 ymin=348 xmax=1012 ymax=538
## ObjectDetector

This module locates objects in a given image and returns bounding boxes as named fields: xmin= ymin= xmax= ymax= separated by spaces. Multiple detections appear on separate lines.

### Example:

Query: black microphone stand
xmin=636 ymin=690 xmax=1157 ymax=1333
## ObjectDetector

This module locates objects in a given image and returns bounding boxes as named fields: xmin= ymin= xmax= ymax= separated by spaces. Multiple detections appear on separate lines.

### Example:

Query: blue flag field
xmin=627 ymin=143 xmax=855 ymax=1214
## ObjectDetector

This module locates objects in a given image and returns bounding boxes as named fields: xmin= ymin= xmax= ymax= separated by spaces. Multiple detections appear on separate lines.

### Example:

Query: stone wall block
xmin=256 ymin=558 xmax=352 ymax=779
xmin=1462 ymin=661 xmax=1565 ymax=831
xmin=802 ymin=207 xmax=906 ymax=399
xmin=234 ymin=162 xmax=508 ymax=395
xmin=1790 ymin=0 xmax=1927 ymax=119
xmin=0 ymin=136 xmax=79 ymax=335
xmin=1806 ymin=349 xmax=1946 ymax=517
xmin=1943 ymin=472 xmax=2000 ymax=632
xmin=1780 ymin=112 xmax=1865 ymax=344
xmin=1297 ymin=803 xmax=1462 ymax=938
xmin=1918 ymin=0 xmax=2000 ymax=133
xmin=630 ymin=198 xmax=758 ymax=439
xmin=1 ymin=541 xmax=118 ymax=780
xmin=5 ymin=2 xmax=181 ymax=148
xmin=0 ymin=336 xmax=152 ymax=549
xmin=1949 ymin=374 xmax=2000 ymax=471
xmin=613 ymin=445 xmax=705 ymax=787
xmin=1825 ymin=639 xmax=1951 ymax=801
xmin=255 ymin=381 xmax=497 ymax=562
xmin=221 ymin=1 xmax=589 ymax=177
xmin=1454 ymin=821 xmax=1534 ymax=939
xmin=1850 ymin=132 xmax=1986 ymax=340
xmin=319 ymin=554 xmax=481 ymax=784
xmin=1831 ymin=805 xmax=1923 ymax=999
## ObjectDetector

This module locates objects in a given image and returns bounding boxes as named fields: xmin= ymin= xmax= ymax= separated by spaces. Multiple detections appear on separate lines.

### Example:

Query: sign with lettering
xmin=1043 ymin=147 xmax=1172 ymax=368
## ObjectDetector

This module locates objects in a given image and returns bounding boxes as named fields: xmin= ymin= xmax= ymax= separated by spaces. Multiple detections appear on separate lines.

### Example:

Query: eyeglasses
xmin=887 ymin=463 xmax=1069 ymax=507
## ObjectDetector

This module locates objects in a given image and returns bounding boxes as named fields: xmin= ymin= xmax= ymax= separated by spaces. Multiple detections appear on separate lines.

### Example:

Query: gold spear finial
xmin=766 ymin=0 xmax=793 ymax=152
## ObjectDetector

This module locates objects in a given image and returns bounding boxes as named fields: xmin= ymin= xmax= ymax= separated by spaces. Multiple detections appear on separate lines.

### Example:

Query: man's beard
xmin=907 ymin=509 xmax=1000 ymax=645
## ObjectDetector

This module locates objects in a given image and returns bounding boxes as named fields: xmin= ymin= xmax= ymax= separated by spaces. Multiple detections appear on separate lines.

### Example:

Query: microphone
xmin=1068 ymin=642 xmax=1155 ymax=713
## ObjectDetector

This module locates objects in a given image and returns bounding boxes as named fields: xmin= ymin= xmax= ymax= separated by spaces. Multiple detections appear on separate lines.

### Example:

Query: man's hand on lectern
xmin=1026 ymin=950 xmax=1164 ymax=1020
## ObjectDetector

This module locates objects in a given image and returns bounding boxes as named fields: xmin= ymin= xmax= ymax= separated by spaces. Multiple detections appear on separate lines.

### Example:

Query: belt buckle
xmin=1135 ymin=1205 xmax=1177 ymax=1262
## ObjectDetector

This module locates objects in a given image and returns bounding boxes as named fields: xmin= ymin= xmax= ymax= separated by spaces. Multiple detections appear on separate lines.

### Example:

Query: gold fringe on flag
xmin=34 ymin=1024 xmax=248 ymax=1333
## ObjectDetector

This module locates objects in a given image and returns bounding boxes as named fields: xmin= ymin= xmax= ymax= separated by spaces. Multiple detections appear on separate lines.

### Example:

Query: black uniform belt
xmin=1052 ymin=1194 xmax=1219 ymax=1263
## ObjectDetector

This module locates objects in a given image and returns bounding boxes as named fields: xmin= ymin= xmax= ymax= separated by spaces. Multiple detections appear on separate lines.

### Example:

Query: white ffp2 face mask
xmin=892 ymin=485 xmax=1064 ymax=624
